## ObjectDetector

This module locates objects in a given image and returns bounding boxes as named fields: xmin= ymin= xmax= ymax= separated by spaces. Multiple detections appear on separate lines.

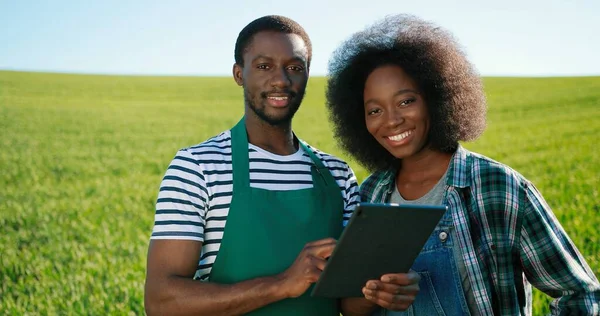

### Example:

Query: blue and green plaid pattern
xmin=360 ymin=146 xmax=600 ymax=315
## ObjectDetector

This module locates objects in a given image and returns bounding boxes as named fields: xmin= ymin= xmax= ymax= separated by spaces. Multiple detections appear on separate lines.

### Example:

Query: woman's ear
xmin=232 ymin=63 xmax=243 ymax=86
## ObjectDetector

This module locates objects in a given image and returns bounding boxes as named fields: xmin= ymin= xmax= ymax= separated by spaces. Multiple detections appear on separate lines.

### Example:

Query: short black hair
xmin=234 ymin=15 xmax=312 ymax=68
xmin=326 ymin=14 xmax=487 ymax=172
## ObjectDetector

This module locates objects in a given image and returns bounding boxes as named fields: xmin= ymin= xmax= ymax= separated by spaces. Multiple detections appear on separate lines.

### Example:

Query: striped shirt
xmin=360 ymin=146 xmax=600 ymax=315
xmin=151 ymin=130 xmax=360 ymax=280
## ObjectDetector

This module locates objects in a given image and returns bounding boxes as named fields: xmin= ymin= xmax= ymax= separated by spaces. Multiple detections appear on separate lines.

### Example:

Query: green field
xmin=1 ymin=70 xmax=598 ymax=315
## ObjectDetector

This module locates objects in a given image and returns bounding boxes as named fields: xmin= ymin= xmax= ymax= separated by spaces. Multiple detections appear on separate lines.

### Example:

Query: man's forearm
xmin=341 ymin=297 xmax=377 ymax=316
xmin=145 ymin=274 xmax=288 ymax=316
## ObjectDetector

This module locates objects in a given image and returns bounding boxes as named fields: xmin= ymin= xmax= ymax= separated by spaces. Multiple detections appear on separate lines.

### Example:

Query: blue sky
xmin=1 ymin=0 xmax=598 ymax=77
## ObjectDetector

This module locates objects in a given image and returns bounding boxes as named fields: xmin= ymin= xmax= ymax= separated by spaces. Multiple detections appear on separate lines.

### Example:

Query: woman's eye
xmin=367 ymin=109 xmax=381 ymax=115
xmin=399 ymin=98 xmax=415 ymax=106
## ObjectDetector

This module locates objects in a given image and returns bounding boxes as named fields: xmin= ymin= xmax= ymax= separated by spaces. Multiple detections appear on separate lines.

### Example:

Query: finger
xmin=305 ymin=243 xmax=337 ymax=258
xmin=301 ymin=263 xmax=324 ymax=283
xmin=305 ymin=254 xmax=328 ymax=271
xmin=366 ymin=281 xmax=419 ymax=296
xmin=364 ymin=280 xmax=383 ymax=290
xmin=362 ymin=289 xmax=415 ymax=311
xmin=363 ymin=282 xmax=416 ymax=302
xmin=363 ymin=288 xmax=400 ymax=309
xmin=387 ymin=294 xmax=416 ymax=311
xmin=375 ymin=300 xmax=413 ymax=311
xmin=305 ymin=238 xmax=337 ymax=247
xmin=380 ymin=271 xmax=421 ymax=285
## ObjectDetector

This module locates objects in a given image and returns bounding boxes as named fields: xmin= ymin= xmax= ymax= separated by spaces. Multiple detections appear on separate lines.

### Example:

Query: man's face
xmin=233 ymin=31 xmax=309 ymax=126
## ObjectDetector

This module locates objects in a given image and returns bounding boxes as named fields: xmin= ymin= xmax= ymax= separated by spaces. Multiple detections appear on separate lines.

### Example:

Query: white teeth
xmin=269 ymin=96 xmax=288 ymax=100
xmin=388 ymin=130 xmax=412 ymax=141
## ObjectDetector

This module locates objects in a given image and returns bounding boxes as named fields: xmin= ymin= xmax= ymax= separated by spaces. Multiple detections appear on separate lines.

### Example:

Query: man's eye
xmin=257 ymin=64 xmax=269 ymax=70
xmin=288 ymin=65 xmax=304 ymax=71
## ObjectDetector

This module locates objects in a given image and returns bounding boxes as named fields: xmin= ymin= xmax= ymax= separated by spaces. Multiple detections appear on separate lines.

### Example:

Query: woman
xmin=326 ymin=14 xmax=600 ymax=315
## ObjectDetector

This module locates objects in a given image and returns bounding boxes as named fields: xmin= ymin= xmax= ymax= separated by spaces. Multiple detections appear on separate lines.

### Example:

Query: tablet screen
xmin=311 ymin=203 xmax=447 ymax=298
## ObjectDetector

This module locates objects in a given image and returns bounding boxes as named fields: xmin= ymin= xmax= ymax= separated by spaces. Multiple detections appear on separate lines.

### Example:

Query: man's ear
xmin=232 ymin=63 xmax=243 ymax=86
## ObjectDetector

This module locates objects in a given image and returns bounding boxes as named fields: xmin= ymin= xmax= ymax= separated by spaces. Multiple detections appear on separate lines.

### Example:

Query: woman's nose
xmin=385 ymin=108 xmax=404 ymax=127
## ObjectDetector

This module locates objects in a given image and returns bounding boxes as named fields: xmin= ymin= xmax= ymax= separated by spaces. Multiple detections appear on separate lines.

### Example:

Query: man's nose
xmin=270 ymin=67 xmax=291 ymax=89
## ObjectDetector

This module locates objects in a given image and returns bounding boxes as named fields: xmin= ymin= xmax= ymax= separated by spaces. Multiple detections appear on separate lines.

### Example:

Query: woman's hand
xmin=361 ymin=270 xmax=420 ymax=311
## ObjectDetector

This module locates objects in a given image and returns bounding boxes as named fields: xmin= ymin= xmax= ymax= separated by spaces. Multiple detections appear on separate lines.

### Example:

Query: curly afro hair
xmin=326 ymin=14 xmax=487 ymax=172
xmin=235 ymin=15 xmax=312 ymax=68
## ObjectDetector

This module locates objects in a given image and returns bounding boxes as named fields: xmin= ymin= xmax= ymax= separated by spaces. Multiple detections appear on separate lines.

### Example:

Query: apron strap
xmin=231 ymin=118 xmax=250 ymax=189
xmin=299 ymin=141 xmax=324 ymax=168
xmin=299 ymin=141 xmax=339 ymax=188
xmin=231 ymin=116 xmax=339 ymax=189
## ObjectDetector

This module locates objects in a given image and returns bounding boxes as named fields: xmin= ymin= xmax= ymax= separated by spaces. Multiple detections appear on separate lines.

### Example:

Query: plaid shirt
xmin=360 ymin=146 xmax=600 ymax=315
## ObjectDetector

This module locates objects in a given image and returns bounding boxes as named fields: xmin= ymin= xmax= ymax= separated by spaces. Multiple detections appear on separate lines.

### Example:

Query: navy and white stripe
xmin=151 ymin=130 xmax=360 ymax=280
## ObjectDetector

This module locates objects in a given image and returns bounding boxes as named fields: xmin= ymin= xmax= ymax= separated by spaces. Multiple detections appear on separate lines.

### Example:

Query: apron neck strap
xmin=231 ymin=117 xmax=334 ymax=187
xmin=299 ymin=141 xmax=339 ymax=188
xmin=231 ymin=118 xmax=250 ymax=188
xmin=299 ymin=141 xmax=326 ymax=169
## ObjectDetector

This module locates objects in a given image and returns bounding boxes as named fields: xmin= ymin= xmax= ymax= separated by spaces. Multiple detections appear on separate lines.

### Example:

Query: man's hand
xmin=361 ymin=270 xmax=420 ymax=311
xmin=277 ymin=238 xmax=337 ymax=298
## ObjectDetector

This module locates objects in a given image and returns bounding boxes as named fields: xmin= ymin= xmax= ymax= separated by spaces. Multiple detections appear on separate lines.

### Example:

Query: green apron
xmin=209 ymin=118 xmax=343 ymax=315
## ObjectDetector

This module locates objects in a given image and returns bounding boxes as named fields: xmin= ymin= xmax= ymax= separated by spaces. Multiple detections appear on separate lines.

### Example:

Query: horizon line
xmin=1 ymin=68 xmax=599 ymax=78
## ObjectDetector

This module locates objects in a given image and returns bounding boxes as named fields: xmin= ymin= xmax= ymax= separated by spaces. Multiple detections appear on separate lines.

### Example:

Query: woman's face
xmin=363 ymin=64 xmax=430 ymax=160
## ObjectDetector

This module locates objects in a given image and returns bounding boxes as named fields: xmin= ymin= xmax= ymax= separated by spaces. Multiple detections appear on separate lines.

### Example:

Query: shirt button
xmin=439 ymin=231 xmax=448 ymax=242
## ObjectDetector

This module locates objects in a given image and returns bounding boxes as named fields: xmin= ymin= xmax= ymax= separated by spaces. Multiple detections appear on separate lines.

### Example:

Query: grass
xmin=0 ymin=70 xmax=598 ymax=315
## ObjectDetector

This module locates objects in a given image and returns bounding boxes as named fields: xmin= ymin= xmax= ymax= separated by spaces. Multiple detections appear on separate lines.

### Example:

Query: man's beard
xmin=244 ymin=88 xmax=306 ymax=126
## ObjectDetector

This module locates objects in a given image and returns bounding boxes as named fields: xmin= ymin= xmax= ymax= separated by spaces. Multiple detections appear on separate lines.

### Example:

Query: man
xmin=144 ymin=15 xmax=419 ymax=315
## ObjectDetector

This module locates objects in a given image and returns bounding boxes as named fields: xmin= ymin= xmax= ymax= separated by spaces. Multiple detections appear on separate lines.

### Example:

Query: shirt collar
xmin=376 ymin=145 xmax=472 ymax=189
xmin=446 ymin=145 xmax=472 ymax=188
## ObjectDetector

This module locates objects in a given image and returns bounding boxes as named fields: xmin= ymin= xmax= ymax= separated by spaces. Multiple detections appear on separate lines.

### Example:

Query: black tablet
xmin=311 ymin=203 xmax=447 ymax=298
